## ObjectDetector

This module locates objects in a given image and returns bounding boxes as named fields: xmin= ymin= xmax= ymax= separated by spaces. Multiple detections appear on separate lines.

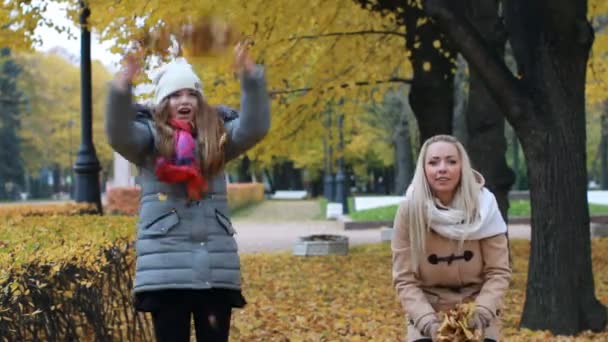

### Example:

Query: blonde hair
xmin=406 ymin=134 xmax=480 ymax=270
xmin=154 ymin=94 xmax=226 ymax=178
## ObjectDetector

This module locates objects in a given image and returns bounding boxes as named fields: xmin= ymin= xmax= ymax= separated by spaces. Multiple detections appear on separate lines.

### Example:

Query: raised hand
xmin=113 ymin=46 xmax=144 ymax=91
xmin=233 ymin=38 xmax=255 ymax=76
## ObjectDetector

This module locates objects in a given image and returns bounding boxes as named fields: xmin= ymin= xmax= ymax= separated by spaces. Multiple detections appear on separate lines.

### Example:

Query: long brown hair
xmin=153 ymin=94 xmax=226 ymax=177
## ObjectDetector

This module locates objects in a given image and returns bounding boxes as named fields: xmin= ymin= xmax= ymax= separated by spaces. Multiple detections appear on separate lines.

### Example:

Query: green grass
xmin=348 ymin=199 xmax=608 ymax=222
xmin=316 ymin=198 xmax=328 ymax=220
xmin=509 ymin=200 xmax=608 ymax=217
xmin=349 ymin=204 xmax=399 ymax=221
xmin=351 ymin=205 xmax=394 ymax=222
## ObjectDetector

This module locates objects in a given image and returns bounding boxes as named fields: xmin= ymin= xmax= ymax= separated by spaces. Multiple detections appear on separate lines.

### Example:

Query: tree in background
xmin=587 ymin=10 xmax=608 ymax=187
xmin=363 ymin=86 xmax=416 ymax=194
xmin=16 ymin=51 xmax=114 ymax=197
xmin=0 ymin=48 xmax=26 ymax=200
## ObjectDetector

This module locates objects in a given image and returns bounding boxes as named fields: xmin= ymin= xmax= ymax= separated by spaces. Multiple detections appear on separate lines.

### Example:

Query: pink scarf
xmin=155 ymin=119 xmax=207 ymax=200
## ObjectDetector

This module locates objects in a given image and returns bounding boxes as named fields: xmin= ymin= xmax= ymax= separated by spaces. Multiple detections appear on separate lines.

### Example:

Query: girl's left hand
xmin=234 ymin=39 xmax=255 ymax=76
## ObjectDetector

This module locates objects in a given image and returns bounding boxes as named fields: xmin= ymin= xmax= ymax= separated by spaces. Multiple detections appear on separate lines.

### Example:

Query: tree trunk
xmin=424 ymin=0 xmax=607 ymax=333
xmin=464 ymin=0 xmax=514 ymax=220
xmin=505 ymin=1 xmax=605 ymax=331
xmin=404 ymin=4 xmax=457 ymax=144
xmin=394 ymin=103 xmax=415 ymax=194
xmin=452 ymin=54 xmax=469 ymax=144
xmin=523 ymin=129 xmax=605 ymax=333
xmin=237 ymin=156 xmax=252 ymax=182
xmin=510 ymin=127 xmax=520 ymax=189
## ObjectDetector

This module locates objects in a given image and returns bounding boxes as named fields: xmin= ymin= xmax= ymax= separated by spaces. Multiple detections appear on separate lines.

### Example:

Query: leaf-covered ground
xmin=2 ymin=214 xmax=607 ymax=340
xmin=233 ymin=239 xmax=608 ymax=341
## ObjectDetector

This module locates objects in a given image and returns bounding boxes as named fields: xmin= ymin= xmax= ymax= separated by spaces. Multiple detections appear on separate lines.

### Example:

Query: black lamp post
xmin=323 ymin=109 xmax=335 ymax=201
xmin=601 ymin=111 xmax=608 ymax=190
xmin=73 ymin=1 xmax=102 ymax=214
xmin=334 ymin=114 xmax=349 ymax=214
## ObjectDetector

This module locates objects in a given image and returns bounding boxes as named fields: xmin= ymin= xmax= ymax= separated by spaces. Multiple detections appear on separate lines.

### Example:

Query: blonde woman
xmin=105 ymin=42 xmax=269 ymax=342
xmin=392 ymin=135 xmax=511 ymax=341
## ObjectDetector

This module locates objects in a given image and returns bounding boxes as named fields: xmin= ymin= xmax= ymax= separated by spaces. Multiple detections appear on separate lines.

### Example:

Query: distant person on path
xmin=391 ymin=135 xmax=511 ymax=341
xmin=105 ymin=41 xmax=270 ymax=342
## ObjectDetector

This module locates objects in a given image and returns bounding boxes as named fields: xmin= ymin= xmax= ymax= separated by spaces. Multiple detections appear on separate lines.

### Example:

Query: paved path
xmin=232 ymin=199 xmax=322 ymax=221
xmin=233 ymin=219 xmax=531 ymax=253
xmin=233 ymin=220 xmax=382 ymax=253
xmin=1 ymin=198 xmax=532 ymax=253
xmin=231 ymin=200 xmax=532 ymax=253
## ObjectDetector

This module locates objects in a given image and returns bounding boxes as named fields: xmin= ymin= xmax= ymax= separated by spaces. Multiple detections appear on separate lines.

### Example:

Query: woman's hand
xmin=422 ymin=318 xmax=441 ymax=341
xmin=428 ymin=322 xmax=440 ymax=341
xmin=468 ymin=307 xmax=490 ymax=337
xmin=233 ymin=39 xmax=255 ymax=76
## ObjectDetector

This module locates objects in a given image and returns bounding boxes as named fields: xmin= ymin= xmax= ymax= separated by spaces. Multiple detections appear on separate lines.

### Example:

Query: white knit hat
xmin=152 ymin=58 xmax=203 ymax=106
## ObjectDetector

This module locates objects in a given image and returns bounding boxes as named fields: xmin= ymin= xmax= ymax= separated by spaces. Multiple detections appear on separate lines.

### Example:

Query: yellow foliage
xmin=227 ymin=182 xmax=265 ymax=212
xmin=6 ymin=0 xmax=608 ymax=176
xmin=589 ymin=0 xmax=608 ymax=18
xmin=15 ymin=51 xmax=114 ymax=174
xmin=0 ymin=202 xmax=96 ymax=217
xmin=0 ymin=1 xmax=46 ymax=51
xmin=45 ymin=0 xmax=412 ymax=171
xmin=586 ymin=21 xmax=608 ymax=170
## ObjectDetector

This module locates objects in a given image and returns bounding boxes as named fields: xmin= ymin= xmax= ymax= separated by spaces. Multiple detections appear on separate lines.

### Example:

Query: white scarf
xmin=427 ymin=187 xmax=507 ymax=240
xmin=405 ymin=184 xmax=507 ymax=240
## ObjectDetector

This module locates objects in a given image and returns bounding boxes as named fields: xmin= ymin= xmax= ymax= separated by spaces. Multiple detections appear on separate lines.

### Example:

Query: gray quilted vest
xmin=132 ymin=106 xmax=241 ymax=293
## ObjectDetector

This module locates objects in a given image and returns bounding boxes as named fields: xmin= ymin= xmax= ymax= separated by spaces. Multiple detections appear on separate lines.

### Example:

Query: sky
xmin=34 ymin=1 xmax=121 ymax=72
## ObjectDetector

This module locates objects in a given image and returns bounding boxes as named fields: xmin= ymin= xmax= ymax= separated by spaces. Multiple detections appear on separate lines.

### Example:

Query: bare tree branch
xmin=270 ymin=77 xmax=413 ymax=96
xmin=0 ymin=97 xmax=25 ymax=105
xmin=423 ymin=0 xmax=535 ymax=131
xmin=287 ymin=30 xmax=406 ymax=40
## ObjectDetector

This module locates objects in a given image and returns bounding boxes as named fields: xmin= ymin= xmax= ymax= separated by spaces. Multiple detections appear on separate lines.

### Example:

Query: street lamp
xmin=601 ymin=111 xmax=608 ymax=190
xmin=334 ymin=113 xmax=349 ymax=214
xmin=73 ymin=1 xmax=102 ymax=213
xmin=67 ymin=118 xmax=75 ymax=198
xmin=323 ymin=109 xmax=334 ymax=201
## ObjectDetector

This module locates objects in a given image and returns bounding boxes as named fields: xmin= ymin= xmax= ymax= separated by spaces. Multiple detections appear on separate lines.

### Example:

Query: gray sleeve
xmin=104 ymin=83 xmax=154 ymax=166
xmin=223 ymin=65 xmax=271 ymax=162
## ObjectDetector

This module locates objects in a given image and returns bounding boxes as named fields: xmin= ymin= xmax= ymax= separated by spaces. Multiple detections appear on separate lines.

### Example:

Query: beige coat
xmin=392 ymin=200 xmax=511 ymax=341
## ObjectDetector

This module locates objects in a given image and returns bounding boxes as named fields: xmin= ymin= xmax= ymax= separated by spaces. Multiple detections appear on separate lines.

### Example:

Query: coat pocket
xmin=140 ymin=209 xmax=180 ymax=236
xmin=215 ymin=209 xmax=236 ymax=235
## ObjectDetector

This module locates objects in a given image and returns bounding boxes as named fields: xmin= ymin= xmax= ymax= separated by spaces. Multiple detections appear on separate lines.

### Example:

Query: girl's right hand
xmin=113 ymin=48 xmax=143 ymax=91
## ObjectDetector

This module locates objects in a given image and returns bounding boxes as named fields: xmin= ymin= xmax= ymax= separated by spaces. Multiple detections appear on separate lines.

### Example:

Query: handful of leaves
xmin=139 ymin=17 xmax=244 ymax=58
xmin=436 ymin=303 xmax=484 ymax=342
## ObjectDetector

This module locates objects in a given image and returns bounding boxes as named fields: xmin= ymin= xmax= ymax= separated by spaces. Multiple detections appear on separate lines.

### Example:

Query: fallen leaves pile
xmin=1 ymin=213 xmax=608 ymax=341
xmin=436 ymin=303 xmax=483 ymax=342
xmin=231 ymin=239 xmax=608 ymax=341
xmin=139 ymin=16 xmax=242 ymax=58
xmin=0 ymin=202 xmax=96 ymax=217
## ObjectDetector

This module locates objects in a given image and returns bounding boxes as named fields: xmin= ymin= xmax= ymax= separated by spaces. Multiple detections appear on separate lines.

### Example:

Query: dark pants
xmin=151 ymin=302 xmax=232 ymax=342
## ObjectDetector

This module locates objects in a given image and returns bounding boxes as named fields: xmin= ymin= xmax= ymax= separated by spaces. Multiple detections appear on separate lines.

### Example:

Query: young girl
xmin=105 ymin=42 xmax=269 ymax=341
xmin=392 ymin=135 xmax=511 ymax=341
